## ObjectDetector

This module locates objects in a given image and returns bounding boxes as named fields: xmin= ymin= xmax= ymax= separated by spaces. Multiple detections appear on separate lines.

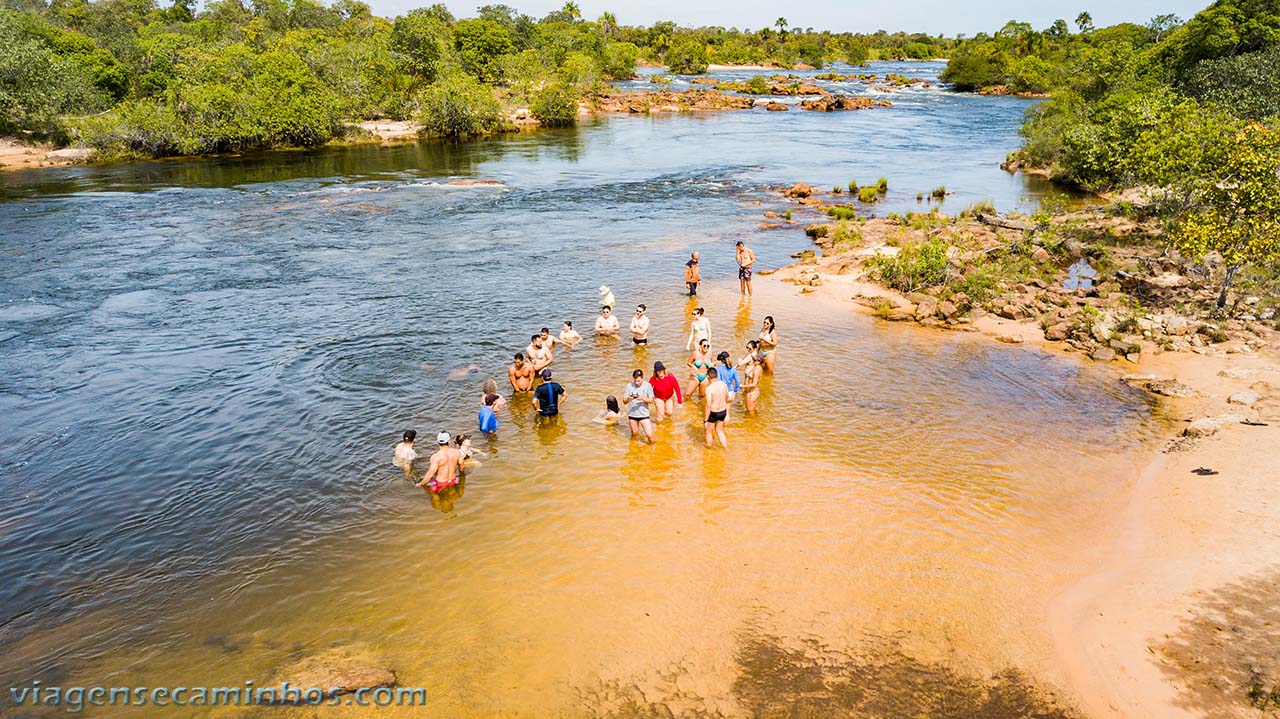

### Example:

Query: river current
xmin=0 ymin=62 xmax=1153 ymax=717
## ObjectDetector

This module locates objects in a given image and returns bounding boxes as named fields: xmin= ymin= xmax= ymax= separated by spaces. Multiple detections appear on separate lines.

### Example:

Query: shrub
xmin=832 ymin=185 xmax=843 ymax=194
xmin=867 ymin=240 xmax=949 ymax=292
xmin=530 ymin=82 xmax=578 ymax=127
xmin=848 ymin=180 xmax=858 ymax=193
xmin=746 ymin=74 xmax=769 ymax=94
xmin=857 ymin=186 xmax=879 ymax=203
xmin=876 ymin=177 xmax=888 ymax=193
xmin=804 ymin=224 xmax=829 ymax=239
xmin=832 ymin=221 xmax=862 ymax=248
xmin=601 ymin=41 xmax=639 ymax=80
xmin=827 ymin=205 xmax=857 ymax=220
xmin=417 ymin=74 xmax=502 ymax=137
xmin=784 ymin=209 xmax=792 ymax=221
xmin=665 ymin=37 xmax=708 ymax=74
xmin=931 ymin=185 xmax=947 ymax=199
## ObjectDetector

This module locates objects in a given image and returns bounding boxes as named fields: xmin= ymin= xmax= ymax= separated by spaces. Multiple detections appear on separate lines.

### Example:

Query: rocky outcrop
xmin=589 ymin=90 xmax=755 ymax=114
xmin=799 ymin=95 xmax=893 ymax=112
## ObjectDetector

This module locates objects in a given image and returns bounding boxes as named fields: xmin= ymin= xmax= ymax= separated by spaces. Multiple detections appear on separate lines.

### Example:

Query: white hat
xmin=598 ymin=285 xmax=609 ymax=294
xmin=436 ymin=431 xmax=450 ymax=444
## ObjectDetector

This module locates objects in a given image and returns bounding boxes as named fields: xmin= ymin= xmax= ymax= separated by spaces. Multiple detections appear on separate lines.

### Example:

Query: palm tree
xmin=1074 ymin=11 xmax=1093 ymax=33
xmin=774 ymin=17 xmax=788 ymax=35
xmin=563 ymin=1 xmax=581 ymax=21
xmin=598 ymin=11 xmax=617 ymax=36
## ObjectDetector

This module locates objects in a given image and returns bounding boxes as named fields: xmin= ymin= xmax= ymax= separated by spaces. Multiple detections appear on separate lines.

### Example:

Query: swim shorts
xmin=706 ymin=409 xmax=727 ymax=423
xmin=427 ymin=475 xmax=459 ymax=492
xmin=738 ymin=266 xmax=752 ymax=281
xmin=633 ymin=338 xmax=648 ymax=345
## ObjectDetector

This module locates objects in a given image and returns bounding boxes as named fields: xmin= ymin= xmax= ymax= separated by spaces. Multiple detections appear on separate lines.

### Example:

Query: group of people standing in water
xmin=395 ymin=242 xmax=778 ymax=491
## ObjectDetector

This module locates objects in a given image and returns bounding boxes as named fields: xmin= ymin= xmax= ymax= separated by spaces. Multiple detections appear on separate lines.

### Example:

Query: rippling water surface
xmin=0 ymin=63 xmax=1151 ymax=717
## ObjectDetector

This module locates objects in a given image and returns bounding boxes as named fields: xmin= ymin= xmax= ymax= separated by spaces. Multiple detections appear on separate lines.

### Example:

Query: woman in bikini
xmin=741 ymin=353 xmax=762 ymax=415
xmin=686 ymin=339 xmax=714 ymax=398
xmin=685 ymin=307 xmax=710 ymax=351
xmin=758 ymin=315 xmax=778 ymax=373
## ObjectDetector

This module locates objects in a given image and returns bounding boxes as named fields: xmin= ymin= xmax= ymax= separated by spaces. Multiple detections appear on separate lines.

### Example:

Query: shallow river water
xmin=0 ymin=63 xmax=1155 ymax=717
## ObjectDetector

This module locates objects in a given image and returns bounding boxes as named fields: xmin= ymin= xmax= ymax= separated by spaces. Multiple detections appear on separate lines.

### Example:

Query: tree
xmin=597 ymin=11 xmax=616 ymax=36
xmin=1182 ymin=47 xmax=1280 ymax=120
xmin=1171 ymin=124 xmax=1280 ymax=308
xmin=844 ymin=37 xmax=869 ymax=66
xmin=561 ymin=1 xmax=579 ymax=21
xmin=416 ymin=73 xmax=501 ymax=137
xmin=389 ymin=8 xmax=448 ymax=81
xmin=453 ymin=18 xmax=513 ymax=84
xmin=774 ymin=17 xmax=787 ymax=35
xmin=664 ymin=36 xmax=707 ymax=74
xmin=1075 ymin=11 xmax=1093 ymax=33
xmin=530 ymin=81 xmax=576 ymax=126
xmin=1146 ymin=13 xmax=1180 ymax=42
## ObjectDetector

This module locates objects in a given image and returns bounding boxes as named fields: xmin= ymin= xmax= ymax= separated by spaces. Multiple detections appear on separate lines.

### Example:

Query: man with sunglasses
xmin=629 ymin=304 xmax=651 ymax=346
xmin=594 ymin=305 xmax=619 ymax=336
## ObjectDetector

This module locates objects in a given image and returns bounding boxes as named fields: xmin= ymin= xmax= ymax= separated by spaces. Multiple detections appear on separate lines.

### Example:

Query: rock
xmin=1165 ymin=316 xmax=1190 ymax=336
xmin=1090 ymin=321 xmax=1114 ymax=344
xmin=1121 ymin=374 xmax=1158 ymax=384
xmin=1031 ymin=246 xmax=1051 ymax=263
xmin=1109 ymin=337 xmax=1141 ymax=355
xmin=790 ymin=249 xmax=816 ymax=260
xmin=1228 ymin=391 xmax=1261 ymax=406
xmin=1147 ymin=379 xmax=1197 ymax=398
xmin=1183 ymin=418 xmax=1224 ymax=438
xmin=1126 ymin=353 xmax=1141 ymax=363
xmin=914 ymin=296 xmax=938 ymax=320
xmin=1045 ymin=322 xmax=1073 ymax=341
xmin=885 ymin=307 xmax=916 ymax=321
xmin=764 ymin=101 xmax=789 ymax=111
xmin=47 ymin=147 xmax=94 ymax=161
xmin=936 ymin=300 xmax=958 ymax=320
xmin=1219 ymin=367 xmax=1257 ymax=380
xmin=785 ymin=183 xmax=814 ymax=198
xmin=1090 ymin=347 xmax=1117 ymax=362
xmin=996 ymin=334 xmax=1023 ymax=344
xmin=950 ymin=292 xmax=971 ymax=310
xmin=806 ymin=273 xmax=823 ymax=287
xmin=272 ymin=646 xmax=397 ymax=701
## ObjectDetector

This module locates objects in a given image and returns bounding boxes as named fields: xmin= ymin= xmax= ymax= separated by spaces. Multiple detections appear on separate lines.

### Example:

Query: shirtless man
xmin=509 ymin=352 xmax=535 ymax=393
xmin=539 ymin=327 xmax=562 ymax=351
xmin=525 ymin=334 xmax=553 ymax=373
xmin=416 ymin=432 xmax=462 ymax=491
xmin=629 ymin=304 xmax=650 ymax=346
xmin=559 ymin=320 xmax=582 ymax=346
xmin=703 ymin=367 xmax=730 ymax=449
xmin=393 ymin=429 xmax=418 ymax=471
xmin=735 ymin=240 xmax=756 ymax=298
xmin=594 ymin=306 xmax=620 ymax=336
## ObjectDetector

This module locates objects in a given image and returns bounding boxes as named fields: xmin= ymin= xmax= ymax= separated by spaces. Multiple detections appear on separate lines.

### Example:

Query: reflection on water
xmin=0 ymin=62 xmax=1151 ymax=716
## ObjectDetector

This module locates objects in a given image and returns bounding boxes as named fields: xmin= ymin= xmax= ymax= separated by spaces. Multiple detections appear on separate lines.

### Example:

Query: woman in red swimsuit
xmin=648 ymin=360 xmax=683 ymax=421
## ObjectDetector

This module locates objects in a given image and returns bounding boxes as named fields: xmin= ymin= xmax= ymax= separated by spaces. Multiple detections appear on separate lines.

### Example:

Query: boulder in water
xmin=271 ymin=645 xmax=396 ymax=701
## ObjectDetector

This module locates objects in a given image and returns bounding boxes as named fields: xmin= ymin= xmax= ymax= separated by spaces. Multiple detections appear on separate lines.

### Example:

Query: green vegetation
xmin=931 ymin=185 xmax=946 ymax=199
xmin=867 ymin=240 xmax=949 ymax=292
xmin=857 ymin=186 xmax=879 ymax=203
xmin=946 ymin=0 xmax=1280 ymax=307
xmin=827 ymin=205 xmax=857 ymax=220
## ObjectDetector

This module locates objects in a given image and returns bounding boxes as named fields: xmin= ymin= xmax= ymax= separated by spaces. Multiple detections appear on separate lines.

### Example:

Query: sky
xmin=365 ymin=0 xmax=1213 ymax=35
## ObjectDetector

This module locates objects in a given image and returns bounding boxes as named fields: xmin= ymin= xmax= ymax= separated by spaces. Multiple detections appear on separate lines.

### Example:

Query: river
xmin=0 ymin=62 xmax=1154 ymax=717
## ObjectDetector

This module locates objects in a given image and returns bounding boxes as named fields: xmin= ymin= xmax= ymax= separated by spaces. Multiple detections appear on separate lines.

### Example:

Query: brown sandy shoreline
xmin=763 ymin=265 xmax=1280 ymax=719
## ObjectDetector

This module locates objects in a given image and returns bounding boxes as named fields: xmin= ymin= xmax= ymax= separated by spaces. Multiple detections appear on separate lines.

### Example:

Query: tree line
xmin=0 ymin=0 xmax=956 ymax=156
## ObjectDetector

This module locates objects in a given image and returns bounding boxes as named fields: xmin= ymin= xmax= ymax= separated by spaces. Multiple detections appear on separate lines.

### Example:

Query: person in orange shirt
xmin=683 ymin=252 xmax=701 ymax=296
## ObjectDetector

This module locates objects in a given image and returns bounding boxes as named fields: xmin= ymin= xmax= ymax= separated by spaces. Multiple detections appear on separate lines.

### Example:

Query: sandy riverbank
xmin=0 ymin=136 xmax=89 ymax=171
xmin=764 ymin=264 xmax=1280 ymax=719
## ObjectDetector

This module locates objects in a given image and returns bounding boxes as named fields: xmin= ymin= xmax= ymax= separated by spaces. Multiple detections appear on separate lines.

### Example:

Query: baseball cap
xmin=541 ymin=369 xmax=552 ymax=380
xmin=653 ymin=361 xmax=665 ymax=372
xmin=436 ymin=431 xmax=450 ymax=444
xmin=598 ymin=285 xmax=609 ymax=294
xmin=716 ymin=351 xmax=730 ymax=362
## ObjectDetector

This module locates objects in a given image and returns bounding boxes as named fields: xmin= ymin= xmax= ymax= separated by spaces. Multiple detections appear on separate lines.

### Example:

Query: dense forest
xmin=0 ymin=0 xmax=953 ymax=156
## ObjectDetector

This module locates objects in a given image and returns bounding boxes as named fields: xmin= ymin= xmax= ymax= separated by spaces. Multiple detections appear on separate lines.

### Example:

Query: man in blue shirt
xmin=533 ymin=369 xmax=565 ymax=417
xmin=478 ymin=393 xmax=500 ymax=435
xmin=716 ymin=352 xmax=740 ymax=400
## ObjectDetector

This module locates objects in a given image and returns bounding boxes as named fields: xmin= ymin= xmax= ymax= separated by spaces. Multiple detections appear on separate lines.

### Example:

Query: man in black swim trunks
xmin=533 ymin=369 xmax=565 ymax=417
xmin=703 ymin=367 xmax=730 ymax=448
xmin=629 ymin=304 xmax=650 ymax=346
xmin=735 ymin=241 xmax=755 ymax=298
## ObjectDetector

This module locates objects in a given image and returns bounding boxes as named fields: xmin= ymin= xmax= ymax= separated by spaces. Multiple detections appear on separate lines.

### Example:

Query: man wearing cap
xmin=532 ymin=369 xmax=566 ymax=417
xmin=715 ymin=351 xmax=740 ymax=402
xmin=598 ymin=285 xmax=616 ymax=310
xmin=417 ymin=431 xmax=462 ymax=492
